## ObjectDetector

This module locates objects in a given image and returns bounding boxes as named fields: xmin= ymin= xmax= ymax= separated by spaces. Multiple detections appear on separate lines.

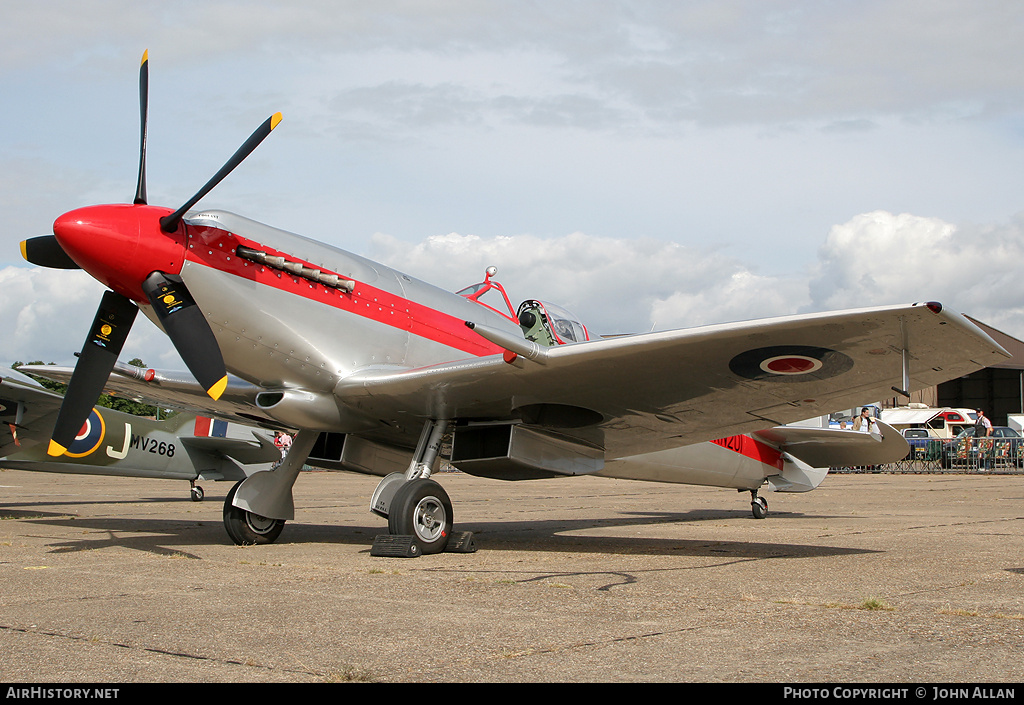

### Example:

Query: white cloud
xmin=806 ymin=210 xmax=1024 ymax=337
xmin=368 ymin=209 xmax=1024 ymax=341
xmin=368 ymin=228 xmax=807 ymax=334
xmin=0 ymin=266 xmax=182 ymax=369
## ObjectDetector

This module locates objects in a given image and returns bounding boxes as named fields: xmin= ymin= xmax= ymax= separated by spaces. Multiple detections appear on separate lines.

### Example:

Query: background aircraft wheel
xmin=223 ymin=480 xmax=285 ymax=545
xmin=190 ymin=485 xmax=204 ymax=502
xmin=388 ymin=479 xmax=453 ymax=554
xmin=751 ymin=496 xmax=768 ymax=519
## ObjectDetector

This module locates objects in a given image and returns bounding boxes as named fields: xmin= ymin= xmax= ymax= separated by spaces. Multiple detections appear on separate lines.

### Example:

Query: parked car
xmin=940 ymin=426 xmax=1023 ymax=468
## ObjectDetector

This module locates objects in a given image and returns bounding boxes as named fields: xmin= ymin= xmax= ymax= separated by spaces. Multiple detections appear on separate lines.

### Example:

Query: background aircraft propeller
xmin=36 ymin=50 xmax=279 ymax=456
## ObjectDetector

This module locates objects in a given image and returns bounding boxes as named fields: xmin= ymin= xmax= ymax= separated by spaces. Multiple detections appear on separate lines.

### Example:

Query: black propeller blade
xmin=133 ymin=50 xmax=149 ymax=206
xmin=47 ymin=291 xmax=138 ymax=456
xmin=159 ymin=112 xmax=282 ymax=233
xmin=142 ymin=271 xmax=228 ymax=400
xmin=20 ymin=235 xmax=80 ymax=269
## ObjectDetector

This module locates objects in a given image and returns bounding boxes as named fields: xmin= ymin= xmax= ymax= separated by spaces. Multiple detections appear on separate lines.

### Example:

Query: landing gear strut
xmin=221 ymin=428 xmax=319 ymax=546
xmin=750 ymin=491 xmax=768 ymax=519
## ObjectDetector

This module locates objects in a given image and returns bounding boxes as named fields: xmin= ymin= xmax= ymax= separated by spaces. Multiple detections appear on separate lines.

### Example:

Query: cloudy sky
xmin=3 ymin=1 xmax=1024 ymax=369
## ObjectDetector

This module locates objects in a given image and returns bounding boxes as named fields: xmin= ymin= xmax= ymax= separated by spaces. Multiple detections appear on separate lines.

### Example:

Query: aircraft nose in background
xmin=52 ymin=204 xmax=186 ymax=301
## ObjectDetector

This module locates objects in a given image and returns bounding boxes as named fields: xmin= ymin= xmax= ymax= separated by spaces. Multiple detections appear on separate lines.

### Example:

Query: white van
xmin=880 ymin=405 xmax=977 ymax=439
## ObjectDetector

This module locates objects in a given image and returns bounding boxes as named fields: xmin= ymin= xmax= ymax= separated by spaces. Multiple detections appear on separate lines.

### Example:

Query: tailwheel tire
xmin=190 ymin=485 xmax=204 ymax=502
xmin=388 ymin=479 xmax=453 ymax=555
xmin=751 ymin=496 xmax=768 ymax=519
xmin=223 ymin=480 xmax=285 ymax=545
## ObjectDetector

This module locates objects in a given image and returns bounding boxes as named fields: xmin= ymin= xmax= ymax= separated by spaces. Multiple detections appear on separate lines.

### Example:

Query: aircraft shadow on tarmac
xmin=3 ymin=502 xmax=877 ymax=562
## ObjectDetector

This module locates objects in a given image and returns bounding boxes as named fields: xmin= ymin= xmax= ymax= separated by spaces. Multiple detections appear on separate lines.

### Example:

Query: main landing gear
xmin=221 ymin=428 xmax=319 ymax=546
xmin=387 ymin=478 xmax=454 ymax=554
xmin=371 ymin=419 xmax=458 ymax=555
xmin=218 ymin=420 xmax=467 ymax=554
xmin=223 ymin=479 xmax=285 ymax=545
xmin=750 ymin=490 xmax=768 ymax=519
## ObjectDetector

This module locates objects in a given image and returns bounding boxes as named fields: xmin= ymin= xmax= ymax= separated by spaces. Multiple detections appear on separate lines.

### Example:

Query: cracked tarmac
xmin=1 ymin=469 xmax=1023 ymax=683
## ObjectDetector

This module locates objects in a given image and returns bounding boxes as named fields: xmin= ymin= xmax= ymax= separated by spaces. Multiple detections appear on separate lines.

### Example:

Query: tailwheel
xmin=751 ymin=492 xmax=768 ymax=519
xmin=388 ymin=478 xmax=453 ymax=555
xmin=223 ymin=480 xmax=285 ymax=545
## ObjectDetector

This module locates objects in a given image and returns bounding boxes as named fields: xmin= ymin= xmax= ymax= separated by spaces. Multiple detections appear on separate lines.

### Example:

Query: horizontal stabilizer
xmin=179 ymin=432 xmax=280 ymax=466
xmin=753 ymin=421 xmax=908 ymax=468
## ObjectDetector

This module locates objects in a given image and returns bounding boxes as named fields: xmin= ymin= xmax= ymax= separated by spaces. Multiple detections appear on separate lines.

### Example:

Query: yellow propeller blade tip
xmin=270 ymin=112 xmax=283 ymax=130
xmin=19 ymin=240 xmax=28 ymax=262
xmin=46 ymin=440 xmax=67 ymax=457
xmin=207 ymin=376 xmax=228 ymax=401
xmin=141 ymin=49 xmax=148 ymax=65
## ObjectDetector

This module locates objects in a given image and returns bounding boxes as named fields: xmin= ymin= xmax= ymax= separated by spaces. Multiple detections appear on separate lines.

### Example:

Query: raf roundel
xmin=729 ymin=345 xmax=854 ymax=383
xmin=63 ymin=408 xmax=106 ymax=458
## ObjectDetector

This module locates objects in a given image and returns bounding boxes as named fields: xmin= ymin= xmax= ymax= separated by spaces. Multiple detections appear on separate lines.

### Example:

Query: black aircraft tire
xmin=751 ymin=496 xmax=768 ymax=520
xmin=388 ymin=479 xmax=453 ymax=555
xmin=223 ymin=480 xmax=286 ymax=546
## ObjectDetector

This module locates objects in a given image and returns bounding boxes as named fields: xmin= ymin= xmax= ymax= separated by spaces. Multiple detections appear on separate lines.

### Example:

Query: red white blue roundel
xmin=64 ymin=408 xmax=106 ymax=458
xmin=729 ymin=345 xmax=853 ymax=383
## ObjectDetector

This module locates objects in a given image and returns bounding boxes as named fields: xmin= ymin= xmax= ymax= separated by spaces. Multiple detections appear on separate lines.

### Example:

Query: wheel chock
xmin=445 ymin=531 xmax=477 ymax=553
xmin=370 ymin=534 xmax=420 ymax=558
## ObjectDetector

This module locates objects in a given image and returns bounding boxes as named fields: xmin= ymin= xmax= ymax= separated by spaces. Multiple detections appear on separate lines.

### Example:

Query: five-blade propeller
xmin=26 ymin=50 xmax=280 ymax=456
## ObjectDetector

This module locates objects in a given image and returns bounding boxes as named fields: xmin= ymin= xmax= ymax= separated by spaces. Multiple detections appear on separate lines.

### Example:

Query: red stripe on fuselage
xmin=711 ymin=435 xmax=785 ymax=471
xmin=183 ymin=225 xmax=503 ymax=358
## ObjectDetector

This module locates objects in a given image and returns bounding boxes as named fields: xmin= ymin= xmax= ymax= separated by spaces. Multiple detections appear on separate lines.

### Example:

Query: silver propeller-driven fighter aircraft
xmin=19 ymin=53 xmax=1010 ymax=552
xmin=0 ymin=366 xmax=281 ymax=501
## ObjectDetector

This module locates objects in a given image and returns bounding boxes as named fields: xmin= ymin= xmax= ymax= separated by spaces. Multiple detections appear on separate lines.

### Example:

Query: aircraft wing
xmin=337 ymin=302 xmax=1008 ymax=458
xmin=18 ymin=362 xmax=283 ymax=431
xmin=0 ymin=371 xmax=65 ymax=455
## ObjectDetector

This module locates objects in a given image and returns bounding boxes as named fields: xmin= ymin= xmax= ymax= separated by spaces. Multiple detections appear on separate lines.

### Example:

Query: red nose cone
xmin=53 ymin=204 xmax=186 ymax=301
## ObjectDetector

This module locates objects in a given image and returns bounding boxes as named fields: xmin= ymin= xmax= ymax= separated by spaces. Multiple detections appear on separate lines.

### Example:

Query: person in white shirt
xmin=852 ymin=407 xmax=876 ymax=433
